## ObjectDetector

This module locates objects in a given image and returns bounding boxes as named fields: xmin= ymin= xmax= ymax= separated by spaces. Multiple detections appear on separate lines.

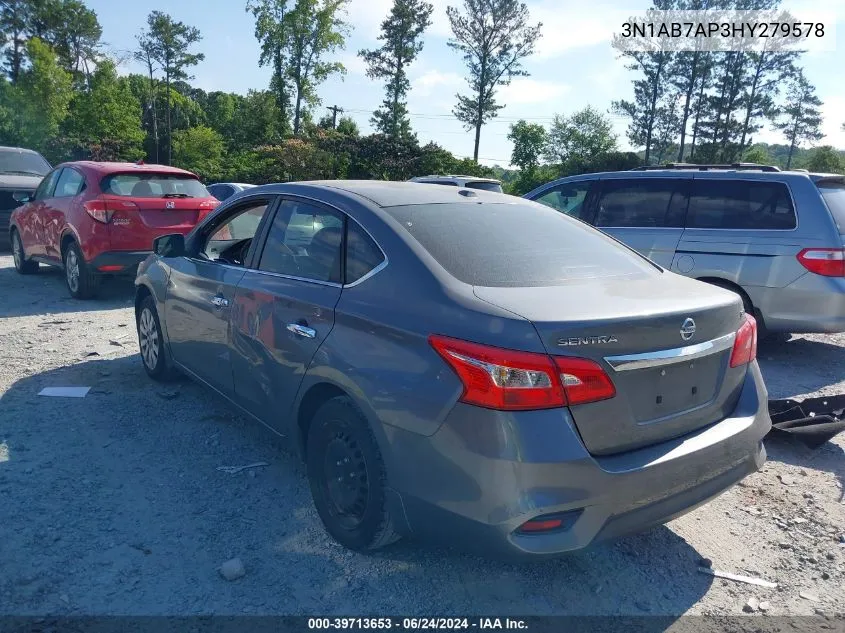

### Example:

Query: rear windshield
xmin=385 ymin=202 xmax=658 ymax=287
xmin=102 ymin=173 xmax=210 ymax=198
xmin=0 ymin=149 xmax=50 ymax=176
xmin=465 ymin=181 xmax=503 ymax=193
xmin=819 ymin=182 xmax=845 ymax=233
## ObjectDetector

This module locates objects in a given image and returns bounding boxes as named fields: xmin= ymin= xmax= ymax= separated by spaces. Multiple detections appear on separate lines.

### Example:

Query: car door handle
xmin=211 ymin=295 xmax=229 ymax=308
xmin=287 ymin=323 xmax=316 ymax=338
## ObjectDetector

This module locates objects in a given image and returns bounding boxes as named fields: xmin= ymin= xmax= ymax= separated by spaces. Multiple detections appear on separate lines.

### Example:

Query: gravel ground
xmin=1 ymin=253 xmax=843 ymax=618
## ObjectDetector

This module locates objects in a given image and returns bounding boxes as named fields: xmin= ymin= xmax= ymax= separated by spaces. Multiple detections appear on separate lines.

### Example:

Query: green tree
xmin=247 ymin=0 xmax=292 ymax=137
xmin=507 ymin=119 xmax=545 ymax=172
xmin=172 ymin=125 xmax=224 ymax=180
xmin=48 ymin=0 xmax=102 ymax=81
xmin=772 ymin=69 xmax=823 ymax=169
xmin=284 ymin=0 xmax=349 ymax=136
xmin=1 ymin=38 xmax=72 ymax=153
xmin=1 ymin=0 xmax=32 ymax=82
xmin=135 ymin=28 xmax=161 ymax=162
xmin=806 ymin=146 xmax=844 ymax=174
xmin=447 ymin=0 xmax=541 ymax=161
xmin=230 ymin=89 xmax=282 ymax=149
xmin=545 ymin=106 xmax=617 ymax=167
xmin=63 ymin=59 xmax=144 ymax=160
xmin=359 ymin=0 xmax=432 ymax=139
xmin=143 ymin=11 xmax=205 ymax=165
xmin=335 ymin=115 xmax=358 ymax=137
xmin=742 ymin=144 xmax=774 ymax=165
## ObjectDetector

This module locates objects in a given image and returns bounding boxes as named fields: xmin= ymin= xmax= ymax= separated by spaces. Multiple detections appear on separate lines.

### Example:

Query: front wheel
xmin=63 ymin=242 xmax=98 ymax=299
xmin=11 ymin=230 xmax=38 ymax=274
xmin=306 ymin=397 xmax=400 ymax=552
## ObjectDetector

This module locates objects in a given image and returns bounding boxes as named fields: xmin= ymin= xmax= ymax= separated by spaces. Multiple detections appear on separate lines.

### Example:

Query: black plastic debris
xmin=768 ymin=394 xmax=845 ymax=449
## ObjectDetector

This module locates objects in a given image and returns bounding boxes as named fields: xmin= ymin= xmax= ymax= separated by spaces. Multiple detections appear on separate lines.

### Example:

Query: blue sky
xmin=88 ymin=0 xmax=844 ymax=166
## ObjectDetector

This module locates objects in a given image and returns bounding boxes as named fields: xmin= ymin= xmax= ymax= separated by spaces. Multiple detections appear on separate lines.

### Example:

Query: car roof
xmin=0 ymin=146 xmax=44 ymax=155
xmin=412 ymin=174 xmax=501 ymax=183
xmin=250 ymin=180 xmax=513 ymax=208
xmin=57 ymin=161 xmax=198 ymax=177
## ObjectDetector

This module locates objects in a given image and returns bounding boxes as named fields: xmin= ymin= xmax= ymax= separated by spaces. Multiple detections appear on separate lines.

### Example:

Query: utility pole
xmin=327 ymin=105 xmax=344 ymax=129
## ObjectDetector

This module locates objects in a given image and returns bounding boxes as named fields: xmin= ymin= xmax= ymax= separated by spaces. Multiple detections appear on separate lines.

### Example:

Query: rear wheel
xmin=11 ymin=230 xmax=38 ymax=274
xmin=63 ymin=241 xmax=98 ymax=299
xmin=306 ymin=397 xmax=399 ymax=552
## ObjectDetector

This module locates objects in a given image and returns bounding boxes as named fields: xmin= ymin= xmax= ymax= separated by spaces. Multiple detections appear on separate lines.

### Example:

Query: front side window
xmin=34 ymin=169 xmax=61 ymax=200
xmin=202 ymin=201 xmax=270 ymax=265
xmin=687 ymin=180 xmax=796 ymax=230
xmin=53 ymin=168 xmax=85 ymax=198
xmin=534 ymin=182 xmax=593 ymax=220
xmin=259 ymin=200 xmax=344 ymax=283
xmin=595 ymin=179 xmax=684 ymax=228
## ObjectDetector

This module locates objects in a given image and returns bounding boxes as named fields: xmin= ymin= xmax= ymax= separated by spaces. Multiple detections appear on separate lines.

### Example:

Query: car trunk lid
xmin=101 ymin=195 xmax=217 ymax=251
xmin=474 ymin=274 xmax=749 ymax=455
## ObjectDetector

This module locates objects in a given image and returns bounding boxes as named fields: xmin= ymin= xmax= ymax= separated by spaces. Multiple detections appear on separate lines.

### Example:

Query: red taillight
xmin=519 ymin=518 xmax=563 ymax=533
xmin=84 ymin=198 xmax=139 ymax=224
xmin=553 ymin=356 xmax=616 ymax=405
xmin=796 ymin=248 xmax=845 ymax=277
xmin=428 ymin=335 xmax=615 ymax=411
xmin=199 ymin=199 xmax=220 ymax=211
xmin=729 ymin=313 xmax=758 ymax=368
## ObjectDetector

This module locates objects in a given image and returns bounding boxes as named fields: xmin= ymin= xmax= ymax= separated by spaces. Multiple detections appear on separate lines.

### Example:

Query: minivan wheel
xmin=63 ymin=242 xmax=98 ymax=299
xmin=137 ymin=295 xmax=177 ymax=381
xmin=306 ymin=397 xmax=400 ymax=552
xmin=11 ymin=230 xmax=38 ymax=274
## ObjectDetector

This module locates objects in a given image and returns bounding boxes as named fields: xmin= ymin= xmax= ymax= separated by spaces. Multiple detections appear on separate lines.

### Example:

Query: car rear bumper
xmin=385 ymin=362 xmax=770 ymax=560
xmin=89 ymin=251 xmax=152 ymax=275
xmin=749 ymin=274 xmax=845 ymax=333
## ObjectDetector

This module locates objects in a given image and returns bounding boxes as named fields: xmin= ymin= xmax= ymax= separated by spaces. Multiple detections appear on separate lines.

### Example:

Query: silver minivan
xmin=525 ymin=165 xmax=845 ymax=336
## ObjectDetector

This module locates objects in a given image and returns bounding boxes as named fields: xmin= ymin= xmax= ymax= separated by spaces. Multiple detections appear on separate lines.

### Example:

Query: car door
xmin=164 ymin=196 xmax=277 ymax=397
xmin=44 ymin=166 xmax=86 ymax=261
xmin=23 ymin=168 xmax=62 ymax=258
xmin=593 ymin=178 xmax=688 ymax=269
xmin=230 ymin=198 xmax=344 ymax=431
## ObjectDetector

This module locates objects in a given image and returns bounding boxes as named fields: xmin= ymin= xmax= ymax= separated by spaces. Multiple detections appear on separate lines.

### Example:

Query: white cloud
xmin=411 ymin=69 xmax=464 ymax=98
xmin=820 ymin=96 xmax=845 ymax=148
xmin=346 ymin=0 xmax=452 ymax=41
xmin=338 ymin=52 xmax=368 ymax=76
xmin=498 ymin=78 xmax=569 ymax=105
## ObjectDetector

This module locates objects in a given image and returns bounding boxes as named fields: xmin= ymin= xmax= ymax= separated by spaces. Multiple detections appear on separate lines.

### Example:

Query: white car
xmin=408 ymin=174 xmax=503 ymax=193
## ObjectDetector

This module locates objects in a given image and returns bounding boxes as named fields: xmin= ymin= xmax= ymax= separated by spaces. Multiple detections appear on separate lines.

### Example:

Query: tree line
xmin=0 ymin=0 xmax=841 ymax=191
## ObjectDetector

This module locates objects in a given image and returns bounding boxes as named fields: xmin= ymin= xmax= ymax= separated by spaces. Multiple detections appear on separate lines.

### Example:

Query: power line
xmin=341 ymin=107 xmax=627 ymax=124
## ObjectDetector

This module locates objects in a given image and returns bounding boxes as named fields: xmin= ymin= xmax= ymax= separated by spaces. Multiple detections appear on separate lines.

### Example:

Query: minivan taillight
xmin=796 ymin=248 xmax=845 ymax=277
xmin=729 ymin=313 xmax=758 ymax=368
xmin=428 ymin=335 xmax=615 ymax=411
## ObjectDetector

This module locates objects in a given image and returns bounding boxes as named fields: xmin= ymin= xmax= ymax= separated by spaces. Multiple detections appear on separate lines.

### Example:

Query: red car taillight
xmin=428 ymin=335 xmax=615 ymax=411
xmin=83 ymin=199 xmax=139 ymax=224
xmin=796 ymin=248 xmax=845 ymax=277
xmin=729 ymin=313 xmax=758 ymax=368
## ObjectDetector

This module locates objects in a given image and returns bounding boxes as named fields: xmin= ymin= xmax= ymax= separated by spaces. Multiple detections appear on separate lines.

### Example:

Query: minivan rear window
xmin=385 ymin=201 xmax=658 ymax=287
xmin=818 ymin=182 xmax=845 ymax=233
xmin=687 ymin=180 xmax=796 ymax=230
xmin=102 ymin=173 xmax=210 ymax=198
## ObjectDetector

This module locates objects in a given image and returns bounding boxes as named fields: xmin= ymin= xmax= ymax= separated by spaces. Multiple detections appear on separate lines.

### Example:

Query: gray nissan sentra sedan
xmin=134 ymin=181 xmax=771 ymax=558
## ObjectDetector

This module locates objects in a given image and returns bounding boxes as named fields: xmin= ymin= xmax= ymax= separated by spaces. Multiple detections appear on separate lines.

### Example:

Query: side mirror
xmin=153 ymin=233 xmax=186 ymax=258
xmin=13 ymin=191 xmax=32 ymax=203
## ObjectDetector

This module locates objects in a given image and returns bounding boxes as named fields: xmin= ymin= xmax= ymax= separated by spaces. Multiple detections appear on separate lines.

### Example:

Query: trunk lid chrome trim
xmin=603 ymin=332 xmax=736 ymax=372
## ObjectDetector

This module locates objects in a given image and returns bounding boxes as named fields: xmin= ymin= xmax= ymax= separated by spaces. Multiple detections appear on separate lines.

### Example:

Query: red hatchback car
xmin=9 ymin=161 xmax=219 ymax=298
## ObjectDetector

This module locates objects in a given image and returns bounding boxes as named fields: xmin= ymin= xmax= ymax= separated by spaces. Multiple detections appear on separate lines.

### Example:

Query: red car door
xmin=22 ymin=168 xmax=62 ymax=259
xmin=44 ymin=167 xmax=86 ymax=261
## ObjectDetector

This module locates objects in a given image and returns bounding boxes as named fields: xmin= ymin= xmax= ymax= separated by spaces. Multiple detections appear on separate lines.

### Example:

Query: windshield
xmin=102 ymin=173 xmax=210 ymax=198
xmin=385 ymin=201 xmax=658 ymax=287
xmin=819 ymin=182 xmax=845 ymax=234
xmin=465 ymin=181 xmax=503 ymax=193
xmin=0 ymin=149 xmax=51 ymax=176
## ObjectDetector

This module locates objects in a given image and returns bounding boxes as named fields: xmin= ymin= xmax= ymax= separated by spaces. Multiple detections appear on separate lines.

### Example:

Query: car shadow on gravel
xmin=0 ymin=355 xmax=714 ymax=617
xmin=0 ymin=262 xmax=136 ymax=318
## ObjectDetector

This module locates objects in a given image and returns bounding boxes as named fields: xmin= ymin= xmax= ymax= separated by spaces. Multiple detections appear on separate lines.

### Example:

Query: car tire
xmin=63 ymin=241 xmax=99 ymax=299
xmin=306 ymin=396 xmax=400 ymax=552
xmin=137 ymin=295 xmax=178 ymax=381
xmin=11 ymin=229 xmax=39 ymax=274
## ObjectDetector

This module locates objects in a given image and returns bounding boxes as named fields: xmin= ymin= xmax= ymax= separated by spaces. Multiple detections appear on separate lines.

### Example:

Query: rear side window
xmin=346 ymin=221 xmax=385 ymax=284
xmin=465 ymin=181 xmax=503 ymax=193
xmin=687 ymin=180 xmax=796 ymax=230
xmin=53 ymin=168 xmax=85 ymax=198
xmin=385 ymin=202 xmax=658 ymax=287
xmin=595 ymin=179 xmax=685 ymax=228
xmin=818 ymin=182 xmax=845 ymax=234
xmin=102 ymin=173 xmax=210 ymax=198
